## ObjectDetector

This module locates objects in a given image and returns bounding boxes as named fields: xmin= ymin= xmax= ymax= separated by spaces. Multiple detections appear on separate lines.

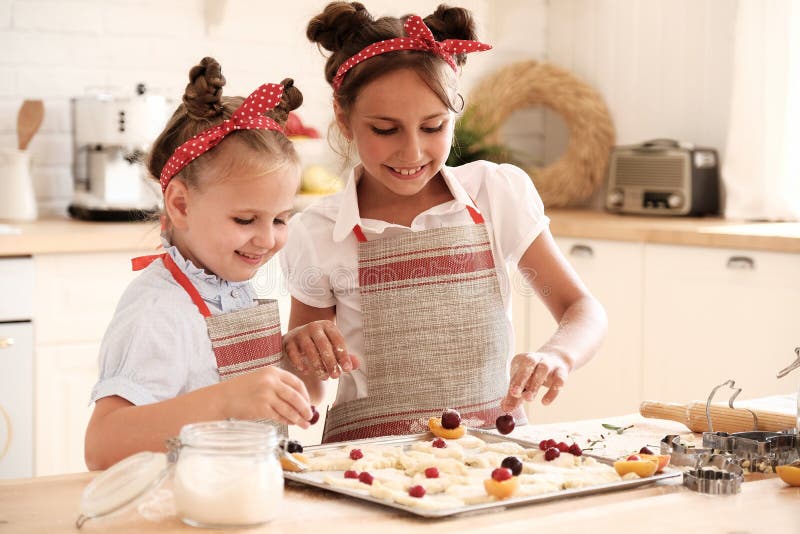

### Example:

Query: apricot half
xmin=638 ymin=453 xmax=671 ymax=473
xmin=280 ymin=452 xmax=309 ymax=472
xmin=776 ymin=465 xmax=800 ymax=487
xmin=613 ymin=458 xmax=659 ymax=477
xmin=484 ymin=476 xmax=520 ymax=499
xmin=428 ymin=417 xmax=466 ymax=439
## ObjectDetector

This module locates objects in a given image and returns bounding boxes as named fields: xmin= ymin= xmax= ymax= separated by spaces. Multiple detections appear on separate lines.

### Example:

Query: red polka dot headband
xmin=160 ymin=83 xmax=285 ymax=192
xmin=331 ymin=14 xmax=491 ymax=91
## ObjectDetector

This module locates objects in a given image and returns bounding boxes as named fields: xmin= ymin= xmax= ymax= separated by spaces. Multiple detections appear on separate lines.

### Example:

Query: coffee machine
xmin=68 ymin=84 xmax=169 ymax=221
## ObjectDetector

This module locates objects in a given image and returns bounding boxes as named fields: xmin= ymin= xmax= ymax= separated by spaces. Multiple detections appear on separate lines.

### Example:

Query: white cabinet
xmin=642 ymin=244 xmax=800 ymax=402
xmin=521 ymin=238 xmax=644 ymax=423
xmin=33 ymin=252 xmax=140 ymax=475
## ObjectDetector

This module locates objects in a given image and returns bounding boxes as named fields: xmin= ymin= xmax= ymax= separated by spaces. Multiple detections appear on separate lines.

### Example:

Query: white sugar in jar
xmin=172 ymin=420 xmax=283 ymax=528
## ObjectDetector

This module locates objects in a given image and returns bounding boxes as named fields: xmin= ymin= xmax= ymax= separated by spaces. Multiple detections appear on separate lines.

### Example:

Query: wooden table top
xmin=1 ymin=414 xmax=797 ymax=533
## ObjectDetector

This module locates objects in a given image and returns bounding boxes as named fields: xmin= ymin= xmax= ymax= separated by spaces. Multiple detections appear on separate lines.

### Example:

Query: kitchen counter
xmin=1 ymin=209 xmax=799 ymax=257
xmin=1 ymin=414 xmax=797 ymax=533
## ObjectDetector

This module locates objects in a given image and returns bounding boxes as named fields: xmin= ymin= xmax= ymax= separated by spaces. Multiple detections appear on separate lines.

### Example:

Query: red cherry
xmin=408 ymin=485 xmax=426 ymax=498
xmin=568 ymin=443 xmax=583 ymax=456
xmin=556 ymin=441 xmax=570 ymax=452
xmin=432 ymin=438 xmax=447 ymax=448
xmin=538 ymin=439 xmax=549 ymax=451
xmin=344 ymin=470 xmax=359 ymax=479
xmin=309 ymin=405 xmax=320 ymax=425
xmin=495 ymin=414 xmax=515 ymax=435
xmin=349 ymin=448 xmax=363 ymax=460
xmin=545 ymin=439 xmax=558 ymax=449
xmin=424 ymin=467 xmax=440 ymax=478
xmin=358 ymin=471 xmax=374 ymax=485
xmin=441 ymin=408 xmax=462 ymax=430
xmin=626 ymin=454 xmax=641 ymax=462
xmin=544 ymin=447 xmax=561 ymax=461
xmin=639 ymin=446 xmax=654 ymax=455
xmin=491 ymin=467 xmax=513 ymax=482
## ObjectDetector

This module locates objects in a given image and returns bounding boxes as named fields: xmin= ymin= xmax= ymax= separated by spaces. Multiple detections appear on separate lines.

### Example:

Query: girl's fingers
xmin=283 ymin=340 xmax=306 ymax=373
xmin=279 ymin=367 xmax=311 ymax=404
xmin=323 ymin=322 xmax=351 ymax=372
xmin=525 ymin=362 xmax=550 ymax=400
xmin=269 ymin=393 xmax=309 ymax=428
xmin=541 ymin=368 xmax=567 ymax=406
xmin=310 ymin=328 xmax=339 ymax=378
xmin=297 ymin=335 xmax=327 ymax=377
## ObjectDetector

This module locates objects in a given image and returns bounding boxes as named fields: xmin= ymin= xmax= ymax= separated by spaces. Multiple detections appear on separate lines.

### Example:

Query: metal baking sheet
xmin=283 ymin=428 xmax=682 ymax=518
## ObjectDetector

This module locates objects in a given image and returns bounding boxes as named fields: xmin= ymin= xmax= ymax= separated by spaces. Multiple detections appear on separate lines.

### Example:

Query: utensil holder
xmin=0 ymin=148 xmax=37 ymax=221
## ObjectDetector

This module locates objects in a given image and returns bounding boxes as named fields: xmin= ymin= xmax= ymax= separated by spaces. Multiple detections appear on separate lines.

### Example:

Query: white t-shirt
xmin=279 ymin=161 xmax=550 ymax=405
xmin=90 ymin=242 xmax=258 ymax=406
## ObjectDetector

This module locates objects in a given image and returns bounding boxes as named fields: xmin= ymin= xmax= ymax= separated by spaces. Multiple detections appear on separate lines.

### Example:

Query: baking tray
xmin=283 ymin=428 xmax=682 ymax=518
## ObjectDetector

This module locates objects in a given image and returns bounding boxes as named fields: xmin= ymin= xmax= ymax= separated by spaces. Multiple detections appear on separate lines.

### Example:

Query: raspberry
xmin=349 ymin=448 xmax=363 ymax=460
xmin=556 ymin=441 xmax=570 ymax=453
xmin=544 ymin=447 xmax=560 ymax=461
xmin=501 ymin=456 xmax=523 ymax=476
xmin=408 ymin=485 xmax=426 ymax=498
xmin=424 ymin=467 xmax=440 ymax=478
xmin=538 ymin=439 xmax=549 ymax=451
xmin=432 ymin=438 xmax=447 ymax=448
xmin=358 ymin=471 xmax=374 ymax=485
xmin=491 ymin=467 xmax=513 ymax=482
xmin=441 ymin=408 xmax=462 ymax=430
xmin=639 ymin=446 xmax=654 ymax=455
xmin=568 ymin=443 xmax=583 ymax=456
xmin=495 ymin=414 xmax=515 ymax=435
xmin=309 ymin=405 xmax=320 ymax=425
xmin=344 ymin=470 xmax=359 ymax=479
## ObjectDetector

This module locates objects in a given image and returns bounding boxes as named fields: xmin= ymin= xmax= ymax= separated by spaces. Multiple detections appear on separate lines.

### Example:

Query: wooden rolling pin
xmin=640 ymin=401 xmax=796 ymax=433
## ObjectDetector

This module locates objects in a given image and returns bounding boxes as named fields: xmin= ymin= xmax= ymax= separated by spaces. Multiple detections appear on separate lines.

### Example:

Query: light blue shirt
xmin=89 ymin=241 xmax=257 ymax=406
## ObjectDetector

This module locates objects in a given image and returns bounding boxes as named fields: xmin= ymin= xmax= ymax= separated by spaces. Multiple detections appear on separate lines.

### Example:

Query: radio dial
xmin=667 ymin=193 xmax=684 ymax=208
xmin=607 ymin=189 xmax=624 ymax=208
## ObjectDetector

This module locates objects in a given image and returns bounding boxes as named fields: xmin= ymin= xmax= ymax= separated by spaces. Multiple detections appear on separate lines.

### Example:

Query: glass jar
xmin=172 ymin=420 xmax=283 ymax=528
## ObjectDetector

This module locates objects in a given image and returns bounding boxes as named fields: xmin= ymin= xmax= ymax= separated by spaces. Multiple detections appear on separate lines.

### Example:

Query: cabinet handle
xmin=569 ymin=244 xmax=594 ymax=258
xmin=726 ymin=256 xmax=755 ymax=270
xmin=0 ymin=337 xmax=14 ymax=349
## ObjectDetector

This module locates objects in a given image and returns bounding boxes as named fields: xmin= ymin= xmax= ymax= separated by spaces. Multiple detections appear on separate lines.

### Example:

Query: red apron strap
xmin=352 ymin=225 xmax=368 ymax=242
xmin=465 ymin=204 xmax=484 ymax=224
xmin=131 ymin=253 xmax=166 ymax=272
xmin=161 ymin=254 xmax=212 ymax=318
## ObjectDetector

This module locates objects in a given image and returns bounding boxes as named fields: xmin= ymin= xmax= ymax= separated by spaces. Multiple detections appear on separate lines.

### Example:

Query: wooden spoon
xmin=17 ymin=100 xmax=44 ymax=150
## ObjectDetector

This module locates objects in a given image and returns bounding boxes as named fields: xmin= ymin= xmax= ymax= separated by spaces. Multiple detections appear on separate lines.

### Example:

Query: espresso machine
xmin=68 ymin=84 xmax=169 ymax=221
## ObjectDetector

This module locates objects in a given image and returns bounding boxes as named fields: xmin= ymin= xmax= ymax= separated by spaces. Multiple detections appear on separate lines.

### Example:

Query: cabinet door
xmin=0 ymin=322 xmax=33 ymax=479
xmin=35 ymin=342 xmax=99 ymax=476
xmin=642 ymin=245 xmax=800 ymax=402
xmin=34 ymin=252 xmax=140 ymax=344
xmin=524 ymin=238 xmax=644 ymax=423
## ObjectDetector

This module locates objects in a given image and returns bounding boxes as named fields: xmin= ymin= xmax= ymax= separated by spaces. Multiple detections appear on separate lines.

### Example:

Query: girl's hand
xmin=223 ymin=366 xmax=313 ymax=428
xmin=500 ymin=352 xmax=570 ymax=413
xmin=283 ymin=320 xmax=359 ymax=380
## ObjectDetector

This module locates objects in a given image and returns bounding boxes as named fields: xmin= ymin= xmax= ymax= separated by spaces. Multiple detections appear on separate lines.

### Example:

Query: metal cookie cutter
xmin=776 ymin=346 xmax=800 ymax=432
xmin=682 ymin=452 xmax=743 ymax=495
xmin=701 ymin=379 xmax=799 ymax=472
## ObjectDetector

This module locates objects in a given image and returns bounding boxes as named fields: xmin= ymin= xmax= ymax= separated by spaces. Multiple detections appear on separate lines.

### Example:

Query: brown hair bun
xmin=268 ymin=78 xmax=304 ymax=126
xmin=423 ymin=5 xmax=477 ymax=65
xmin=183 ymin=57 xmax=226 ymax=120
xmin=307 ymin=1 xmax=373 ymax=52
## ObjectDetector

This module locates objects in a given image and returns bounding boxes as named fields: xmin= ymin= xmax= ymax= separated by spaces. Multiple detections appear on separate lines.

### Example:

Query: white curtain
xmin=722 ymin=0 xmax=800 ymax=221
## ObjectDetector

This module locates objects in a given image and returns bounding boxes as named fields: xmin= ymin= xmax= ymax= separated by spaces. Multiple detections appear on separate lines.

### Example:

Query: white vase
xmin=0 ymin=148 xmax=38 ymax=221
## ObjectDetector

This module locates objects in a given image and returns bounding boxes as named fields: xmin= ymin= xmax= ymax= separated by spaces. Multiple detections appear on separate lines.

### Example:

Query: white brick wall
xmin=0 ymin=0 xmax=546 ymax=216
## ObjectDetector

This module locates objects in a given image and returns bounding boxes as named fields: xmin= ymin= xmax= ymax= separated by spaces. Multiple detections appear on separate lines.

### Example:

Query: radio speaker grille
xmin=615 ymin=156 xmax=684 ymax=187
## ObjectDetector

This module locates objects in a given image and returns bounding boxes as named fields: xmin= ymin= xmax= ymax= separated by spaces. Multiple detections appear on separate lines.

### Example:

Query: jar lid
xmin=76 ymin=451 xmax=170 ymax=528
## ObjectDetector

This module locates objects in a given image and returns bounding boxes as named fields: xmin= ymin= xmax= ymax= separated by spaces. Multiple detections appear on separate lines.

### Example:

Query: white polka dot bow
xmin=331 ymin=14 xmax=492 ymax=91
xmin=160 ymin=83 xmax=285 ymax=192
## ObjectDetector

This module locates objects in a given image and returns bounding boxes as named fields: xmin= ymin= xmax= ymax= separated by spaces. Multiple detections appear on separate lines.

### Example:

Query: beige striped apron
xmin=322 ymin=204 xmax=526 ymax=443
xmin=132 ymin=253 xmax=286 ymax=435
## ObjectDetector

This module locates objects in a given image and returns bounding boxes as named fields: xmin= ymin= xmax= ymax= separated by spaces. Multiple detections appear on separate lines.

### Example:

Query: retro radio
xmin=605 ymin=139 xmax=720 ymax=216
